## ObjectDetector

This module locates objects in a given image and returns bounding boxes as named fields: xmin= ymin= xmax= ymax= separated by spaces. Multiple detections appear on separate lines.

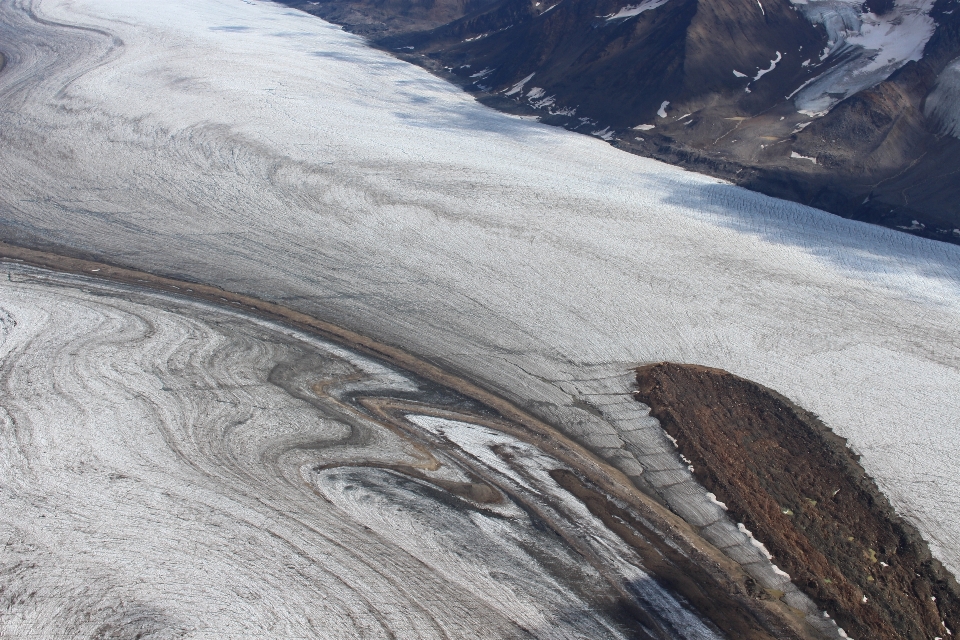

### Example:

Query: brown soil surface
xmin=636 ymin=362 xmax=960 ymax=640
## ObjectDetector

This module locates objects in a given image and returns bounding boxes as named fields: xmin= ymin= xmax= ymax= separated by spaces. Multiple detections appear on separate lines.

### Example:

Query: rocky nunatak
xmin=283 ymin=0 xmax=960 ymax=243
xmin=635 ymin=362 xmax=960 ymax=640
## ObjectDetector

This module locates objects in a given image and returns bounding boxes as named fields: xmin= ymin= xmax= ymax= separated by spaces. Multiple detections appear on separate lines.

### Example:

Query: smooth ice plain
xmin=1 ymin=0 xmax=959 ymax=617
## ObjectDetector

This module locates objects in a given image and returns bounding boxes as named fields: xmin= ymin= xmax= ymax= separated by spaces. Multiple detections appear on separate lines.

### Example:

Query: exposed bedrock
xmin=636 ymin=362 xmax=960 ymax=640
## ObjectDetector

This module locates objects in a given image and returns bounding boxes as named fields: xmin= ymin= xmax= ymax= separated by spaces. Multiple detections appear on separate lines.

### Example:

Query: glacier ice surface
xmin=0 ymin=0 xmax=959 ymax=584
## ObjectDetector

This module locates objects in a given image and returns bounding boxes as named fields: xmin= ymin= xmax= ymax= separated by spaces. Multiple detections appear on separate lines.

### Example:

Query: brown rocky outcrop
xmin=635 ymin=362 xmax=960 ymax=640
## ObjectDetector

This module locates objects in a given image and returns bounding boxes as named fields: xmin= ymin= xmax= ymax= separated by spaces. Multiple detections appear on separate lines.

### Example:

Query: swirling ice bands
xmin=1 ymin=0 xmax=959 ymax=632
xmin=0 ymin=265 xmax=768 ymax=639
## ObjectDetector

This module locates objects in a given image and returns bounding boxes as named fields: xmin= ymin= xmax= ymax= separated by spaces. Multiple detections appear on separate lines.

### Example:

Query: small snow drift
xmin=604 ymin=0 xmax=673 ymax=20
xmin=751 ymin=51 xmax=782 ymax=82
xmin=504 ymin=72 xmax=534 ymax=96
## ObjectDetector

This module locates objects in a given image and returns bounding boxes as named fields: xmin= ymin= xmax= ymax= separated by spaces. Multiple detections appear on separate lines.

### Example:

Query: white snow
xmin=591 ymin=126 xmax=615 ymax=140
xmin=525 ymin=87 xmax=557 ymax=109
xmin=772 ymin=565 xmax=791 ymax=578
xmin=633 ymin=123 xmax=656 ymax=130
xmin=925 ymin=56 xmax=960 ymax=139
xmin=657 ymin=100 xmax=670 ymax=117
xmin=531 ymin=95 xmax=556 ymax=109
xmin=734 ymin=69 xmax=748 ymax=78
xmin=791 ymin=150 xmax=818 ymax=163
xmin=604 ymin=0 xmax=672 ymax=20
xmin=791 ymin=0 xmax=937 ymax=113
xmin=1 ymin=0 xmax=960 ymax=599
xmin=738 ymin=523 xmax=775 ymax=560
xmin=898 ymin=219 xmax=926 ymax=230
xmin=706 ymin=492 xmax=728 ymax=509
xmin=504 ymin=72 xmax=535 ymax=96
xmin=550 ymin=105 xmax=576 ymax=116
xmin=752 ymin=51 xmax=783 ymax=82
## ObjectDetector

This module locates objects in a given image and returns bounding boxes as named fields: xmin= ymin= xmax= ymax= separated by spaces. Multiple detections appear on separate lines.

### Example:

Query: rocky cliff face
xmin=284 ymin=0 xmax=960 ymax=243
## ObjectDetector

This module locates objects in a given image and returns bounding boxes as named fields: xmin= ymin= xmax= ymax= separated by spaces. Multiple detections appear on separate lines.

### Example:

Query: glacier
xmin=790 ymin=0 xmax=937 ymax=113
xmin=0 ymin=0 xmax=958 ymax=612
xmin=2 ymin=266 xmax=730 ymax=638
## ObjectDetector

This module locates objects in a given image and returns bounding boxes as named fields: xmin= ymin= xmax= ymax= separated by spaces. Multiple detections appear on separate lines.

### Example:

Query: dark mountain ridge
xmin=284 ymin=0 xmax=960 ymax=244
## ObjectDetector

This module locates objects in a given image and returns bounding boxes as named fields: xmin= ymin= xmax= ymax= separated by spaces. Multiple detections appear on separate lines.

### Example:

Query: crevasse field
xmin=0 ymin=0 xmax=959 ymax=626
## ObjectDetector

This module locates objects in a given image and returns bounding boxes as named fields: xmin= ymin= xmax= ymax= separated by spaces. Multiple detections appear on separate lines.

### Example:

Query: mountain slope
xmin=285 ymin=0 xmax=960 ymax=243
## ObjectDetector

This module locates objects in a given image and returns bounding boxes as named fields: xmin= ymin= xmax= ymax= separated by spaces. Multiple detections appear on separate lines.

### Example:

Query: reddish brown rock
xmin=635 ymin=362 xmax=960 ymax=640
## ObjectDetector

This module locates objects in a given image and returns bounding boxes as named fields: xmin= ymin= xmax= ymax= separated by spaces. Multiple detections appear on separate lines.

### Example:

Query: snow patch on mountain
xmin=604 ymin=0 xmax=672 ymax=20
xmin=791 ymin=151 xmax=818 ymax=163
xmin=505 ymin=72 xmax=535 ymax=96
xmin=752 ymin=51 xmax=782 ymax=82
xmin=591 ymin=126 xmax=615 ymax=140
xmin=925 ymin=56 xmax=960 ymax=139
xmin=791 ymin=0 xmax=936 ymax=113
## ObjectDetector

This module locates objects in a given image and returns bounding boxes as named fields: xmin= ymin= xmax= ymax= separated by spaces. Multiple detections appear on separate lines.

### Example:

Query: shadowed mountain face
xmin=284 ymin=0 xmax=960 ymax=244
xmin=289 ymin=0 xmax=503 ymax=36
